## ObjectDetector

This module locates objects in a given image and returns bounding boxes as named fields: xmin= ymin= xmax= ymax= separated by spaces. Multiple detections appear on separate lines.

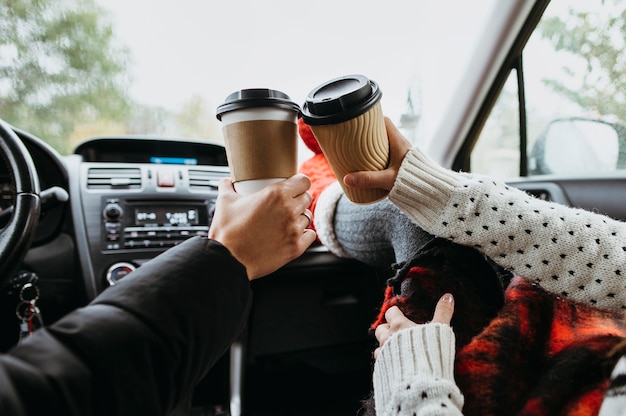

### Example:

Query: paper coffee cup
xmin=216 ymin=89 xmax=300 ymax=195
xmin=301 ymin=74 xmax=389 ymax=204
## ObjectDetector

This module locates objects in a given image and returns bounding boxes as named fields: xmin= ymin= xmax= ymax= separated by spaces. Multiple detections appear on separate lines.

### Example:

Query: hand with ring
xmin=209 ymin=174 xmax=317 ymax=280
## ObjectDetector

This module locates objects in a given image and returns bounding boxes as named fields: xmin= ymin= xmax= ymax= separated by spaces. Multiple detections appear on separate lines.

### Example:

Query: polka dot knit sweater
xmin=314 ymin=146 xmax=626 ymax=415
xmin=391 ymin=148 xmax=626 ymax=314
xmin=374 ymin=146 xmax=626 ymax=416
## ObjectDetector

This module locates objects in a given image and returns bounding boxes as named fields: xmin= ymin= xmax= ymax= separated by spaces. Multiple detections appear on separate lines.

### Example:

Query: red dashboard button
xmin=157 ymin=169 xmax=175 ymax=187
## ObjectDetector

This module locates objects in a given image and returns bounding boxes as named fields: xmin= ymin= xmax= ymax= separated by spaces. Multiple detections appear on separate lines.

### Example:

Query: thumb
xmin=343 ymin=169 xmax=395 ymax=190
xmin=431 ymin=293 xmax=454 ymax=325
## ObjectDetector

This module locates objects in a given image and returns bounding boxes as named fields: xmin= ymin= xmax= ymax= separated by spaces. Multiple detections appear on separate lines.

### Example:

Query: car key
xmin=15 ymin=281 xmax=43 ymax=343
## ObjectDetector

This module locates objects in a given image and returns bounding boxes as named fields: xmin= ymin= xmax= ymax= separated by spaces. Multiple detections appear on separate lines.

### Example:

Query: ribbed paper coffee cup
xmin=301 ymin=75 xmax=389 ymax=204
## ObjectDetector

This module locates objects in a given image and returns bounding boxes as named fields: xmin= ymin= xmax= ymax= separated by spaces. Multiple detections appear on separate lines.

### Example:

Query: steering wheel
xmin=0 ymin=119 xmax=40 ymax=285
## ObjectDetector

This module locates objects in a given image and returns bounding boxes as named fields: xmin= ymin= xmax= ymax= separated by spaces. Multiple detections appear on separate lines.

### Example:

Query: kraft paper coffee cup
xmin=216 ymin=89 xmax=300 ymax=195
xmin=301 ymin=74 xmax=390 ymax=204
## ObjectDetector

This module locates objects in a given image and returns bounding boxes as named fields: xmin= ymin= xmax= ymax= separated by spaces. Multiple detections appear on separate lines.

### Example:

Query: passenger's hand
xmin=343 ymin=117 xmax=412 ymax=191
xmin=374 ymin=293 xmax=455 ymax=359
xmin=208 ymin=174 xmax=317 ymax=280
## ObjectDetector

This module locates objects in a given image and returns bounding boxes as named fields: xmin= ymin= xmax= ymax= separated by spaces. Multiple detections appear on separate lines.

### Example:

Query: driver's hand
xmin=208 ymin=174 xmax=317 ymax=280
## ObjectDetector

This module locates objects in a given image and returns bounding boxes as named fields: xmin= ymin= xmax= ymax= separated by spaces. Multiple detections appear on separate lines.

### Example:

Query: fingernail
xmin=441 ymin=293 xmax=454 ymax=303
xmin=343 ymin=174 xmax=355 ymax=187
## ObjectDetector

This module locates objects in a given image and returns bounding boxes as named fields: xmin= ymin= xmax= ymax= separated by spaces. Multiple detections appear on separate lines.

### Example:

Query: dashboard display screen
xmin=150 ymin=156 xmax=198 ymax=165
xmin=135 ymin=206 xmax=199 ymax=226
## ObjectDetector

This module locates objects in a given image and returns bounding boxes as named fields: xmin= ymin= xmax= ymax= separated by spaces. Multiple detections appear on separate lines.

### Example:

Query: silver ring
xmin=302 ymin=209 xmax=312 ymax=228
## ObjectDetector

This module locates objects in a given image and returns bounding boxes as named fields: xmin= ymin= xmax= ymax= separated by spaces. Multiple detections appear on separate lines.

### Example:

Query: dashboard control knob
xmin=103 ymin=203 xmax=123 ymax=221
xmin=106 ymin=262 xmax=136 ymax=286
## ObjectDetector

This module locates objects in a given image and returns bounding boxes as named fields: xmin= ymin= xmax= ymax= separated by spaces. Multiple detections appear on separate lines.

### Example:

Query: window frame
xmin=451 ymin=0 xmax=550 ymax=175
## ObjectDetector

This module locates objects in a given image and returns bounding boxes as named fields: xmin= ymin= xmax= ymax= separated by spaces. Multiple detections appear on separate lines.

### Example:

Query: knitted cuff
xmin=599 ymin=356 xmax=626 ymax=415
xmin=313 ymin=182 xmax=352 ymax=258
xmin=389 ymin=148 xmax=462 ymax=227
xmin=373 ymin=323 xmax=457 ymax=413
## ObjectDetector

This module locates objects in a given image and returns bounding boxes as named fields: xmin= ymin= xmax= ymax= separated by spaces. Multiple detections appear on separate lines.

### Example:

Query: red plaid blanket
xmin=371 ymin=239 xmax=626 ymax=416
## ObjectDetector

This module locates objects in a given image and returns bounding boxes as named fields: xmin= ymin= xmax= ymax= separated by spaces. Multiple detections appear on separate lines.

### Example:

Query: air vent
xmin=188 ymin=170 xmax=225 ymax=190
xmin=87 ymin=168 xmax=142 ymax=189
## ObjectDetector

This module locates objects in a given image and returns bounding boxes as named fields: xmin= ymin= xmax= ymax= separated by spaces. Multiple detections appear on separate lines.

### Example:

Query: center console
xmin=69 ymin=137 xmax=229 ymax=298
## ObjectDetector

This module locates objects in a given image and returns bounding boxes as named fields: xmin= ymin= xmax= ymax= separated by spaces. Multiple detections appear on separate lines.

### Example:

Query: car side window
xmin=471 ymin=0 xmax=626 ymax=178
xmin=471 ymin=71 xmax=520 ymax=178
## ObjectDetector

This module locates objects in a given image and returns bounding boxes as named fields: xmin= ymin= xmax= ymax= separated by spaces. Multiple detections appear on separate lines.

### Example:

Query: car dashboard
xmin=68 ymin=137 xmax=229 ymax=297
xmin=2 ymin=130 xmax=384 ymax=414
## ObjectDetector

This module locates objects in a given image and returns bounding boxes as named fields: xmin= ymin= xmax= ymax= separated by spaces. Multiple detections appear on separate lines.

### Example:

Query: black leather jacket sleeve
xmin=0 ymin=237 xmax=252 ymax=415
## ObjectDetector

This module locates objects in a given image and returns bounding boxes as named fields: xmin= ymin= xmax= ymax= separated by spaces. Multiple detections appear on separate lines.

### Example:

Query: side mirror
xmin=528 ymin=117 xmax=626 ymax=175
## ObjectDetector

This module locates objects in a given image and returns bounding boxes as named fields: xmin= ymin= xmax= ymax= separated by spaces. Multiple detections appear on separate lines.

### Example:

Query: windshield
xmin=2 ymin=0 xmax=497 ymax=161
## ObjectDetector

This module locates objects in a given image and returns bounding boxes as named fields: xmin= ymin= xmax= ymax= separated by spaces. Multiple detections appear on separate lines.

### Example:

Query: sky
xmin=97 ymin=0 xmax=497 ymax=146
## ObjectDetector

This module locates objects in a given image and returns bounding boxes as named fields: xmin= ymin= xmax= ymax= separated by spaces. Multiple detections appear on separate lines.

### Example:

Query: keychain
xmin=15 ymin=282 xmax=43 ymax=344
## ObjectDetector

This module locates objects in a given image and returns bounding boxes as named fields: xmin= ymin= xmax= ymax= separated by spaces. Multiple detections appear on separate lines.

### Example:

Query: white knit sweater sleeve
xmin=390 ymin=148 xmax=626 ymax=314
xmin=599 ymin=356 xmax=626 ymax=416
xmin=373 ymin=323 xmax=463 ymax=416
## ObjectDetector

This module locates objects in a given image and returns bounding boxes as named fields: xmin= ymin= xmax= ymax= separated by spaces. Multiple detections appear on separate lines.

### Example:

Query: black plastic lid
xmin=300 ymin=74 xmax=382 ymax=125
xmin=215 ymin=88 xmax=301 ymax=121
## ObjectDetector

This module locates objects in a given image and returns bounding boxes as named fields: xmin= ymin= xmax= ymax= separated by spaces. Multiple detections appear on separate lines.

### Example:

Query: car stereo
xmin=101 ymin=197 xmax=214 ymax=251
